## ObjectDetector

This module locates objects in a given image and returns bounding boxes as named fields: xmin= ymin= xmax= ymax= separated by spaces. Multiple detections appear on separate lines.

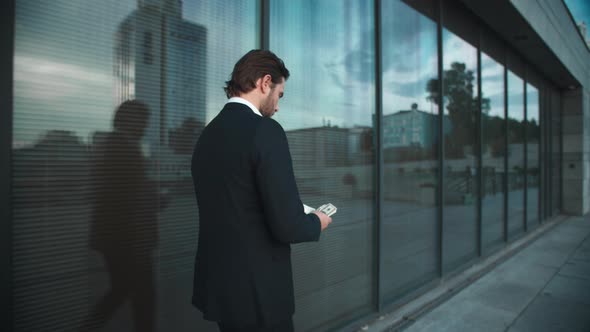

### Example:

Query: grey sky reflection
xmin=14 ymin=0 xmax=257 ymax=147
xmin=14 ymin=0 xmax=527 ymax=147
xmin=508 ymin=71 xmax=525 ymax=120
xmin=482 ymin=53 xmax=505 ymax=118
xmin=382 ymin=0 xmax=438 ymax=115
xmin=527 ymin=83 xmax=539 ymax=121
xmin=270 ymin=0 xmax=375 ymax=130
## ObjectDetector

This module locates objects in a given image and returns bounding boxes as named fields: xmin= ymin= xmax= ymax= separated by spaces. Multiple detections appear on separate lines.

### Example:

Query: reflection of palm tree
xmin=82 ymin=100 xmax=162 ymax=332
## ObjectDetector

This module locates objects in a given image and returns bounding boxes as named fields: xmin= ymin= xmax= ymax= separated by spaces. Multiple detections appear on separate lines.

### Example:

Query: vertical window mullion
xmin=374 ymin=0 xmax=383 ymax=312
xmin=476 ymin=27 xmax=483 ymax=257
xmin=436 ymin=0 xmax=444 ymax=277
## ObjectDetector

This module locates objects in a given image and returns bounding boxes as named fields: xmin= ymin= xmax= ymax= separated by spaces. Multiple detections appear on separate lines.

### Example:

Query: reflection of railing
xmin=508 ymin=170 xmax=525 ymax=190
xmin=445 ymin=171 xmax=474 ymax=205
xmin=482 ymin=168 xmax=504 ymax=197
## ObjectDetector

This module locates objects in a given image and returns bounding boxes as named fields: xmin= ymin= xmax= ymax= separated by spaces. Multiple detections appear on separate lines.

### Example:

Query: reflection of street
xmin=381 ymin=202 xmax=438 ymax=298
xmin=291 ymin=195 xmax=373 ymax=332
xmin=85 ymin=194 xmax=216 ymax=332
xmin=11 ymin=130 xmax=94 ymax=331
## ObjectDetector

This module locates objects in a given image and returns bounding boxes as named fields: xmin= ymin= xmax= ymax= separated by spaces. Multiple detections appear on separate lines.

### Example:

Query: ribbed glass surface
xmin=380 ymin=0 xmax=439 ymax=301
xmin=526 ymin=84 xmax=540 ymax=228
xmin=481 ymin=52 xmax=505 ymax=249
xmin=13 ymin=1 xmax=258 ymax=331
xmin=269 ymin=1 xmax=376 ymax=330
xmin=441 ymin=29 xmax=478 ymax=270
xmin=507 ymin=70 xmax=526 ymax=239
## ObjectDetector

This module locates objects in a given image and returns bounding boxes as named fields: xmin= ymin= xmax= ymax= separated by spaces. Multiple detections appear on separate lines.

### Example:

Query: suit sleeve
xmin=254 ymin=118 xmax=321 ymax=244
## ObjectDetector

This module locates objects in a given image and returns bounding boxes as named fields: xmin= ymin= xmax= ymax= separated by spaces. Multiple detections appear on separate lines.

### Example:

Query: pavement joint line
xmin=358 ymin=214 xmax=570 ymax=332
xmin=504 ymin=218 xmax=590 ymax=331
xmin=502 ymin=254 xmax=561 ymax=332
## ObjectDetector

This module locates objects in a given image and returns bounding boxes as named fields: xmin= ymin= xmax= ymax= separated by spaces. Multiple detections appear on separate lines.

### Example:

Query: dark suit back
xmin=191 ymin=102 xmax=321 ymax=327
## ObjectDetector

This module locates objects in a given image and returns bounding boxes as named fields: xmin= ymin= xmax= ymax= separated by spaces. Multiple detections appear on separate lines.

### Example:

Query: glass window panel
xmin=380 ymin=0 xmax=439 ymax=301
xmin=13 ymin=1 xmax=258 ymax=331
xmin=481 ymin=52 xmax=505 ymax=249
xmin=550 ymin=89 xmax=562 ymax=214
xmin=269 ymin=1 xmax=376 ymax=330
xmin=526 ymin=83 xmax=540 ymax=227
xmin=441 ymin=29 xmax=478 ymax=271
xmin=507 ymin=70 xmax=525 ymax=238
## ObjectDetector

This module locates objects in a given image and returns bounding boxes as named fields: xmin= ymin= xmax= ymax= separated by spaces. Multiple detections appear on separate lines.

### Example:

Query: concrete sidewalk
xmin=361 ymin=215 xmax=590 ymax=332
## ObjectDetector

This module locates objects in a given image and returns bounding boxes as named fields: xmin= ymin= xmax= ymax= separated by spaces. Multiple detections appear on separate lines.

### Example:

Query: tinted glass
xmin=441 ymin=29 xmax=478 ymax=270
xmin=270 ymin=1 xmax=376 ymax=330
xmin=550 ymin=89 xmax=562 ymax=214
xmin=526 ymin=83 xmax=540 ymax=227
xmin=481 ymin=53 xmax=505 ymax=249
xmin=380 ymin=0 xmax=439 ymax=300
xmin=507 ymin=70 xmax=525 ymax=238
xmin=13 ymin=1 xmax=258 ymax=331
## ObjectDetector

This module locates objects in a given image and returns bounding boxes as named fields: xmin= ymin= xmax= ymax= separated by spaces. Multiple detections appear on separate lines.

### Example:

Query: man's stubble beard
xmin=260 ymin=93 xmax=274 ymax=118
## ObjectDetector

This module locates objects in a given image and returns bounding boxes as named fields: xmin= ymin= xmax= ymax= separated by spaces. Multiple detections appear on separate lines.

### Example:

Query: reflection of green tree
xmin=426 ymin=62 xmax=490 ymax=158
xmin=483 ymin=114 xmax=504 ymax=157
xmin=526 ymin=118 xmax=540 ymax=142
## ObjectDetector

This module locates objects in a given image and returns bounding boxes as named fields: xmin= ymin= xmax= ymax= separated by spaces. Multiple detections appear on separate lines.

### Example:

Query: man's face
xmin=260 ymin=78 xmax=285 ymax=118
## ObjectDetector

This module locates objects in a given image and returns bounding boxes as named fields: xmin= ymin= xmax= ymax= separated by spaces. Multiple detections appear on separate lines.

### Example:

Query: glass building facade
xmin=4 ymin=0 xmax=566 ymax=331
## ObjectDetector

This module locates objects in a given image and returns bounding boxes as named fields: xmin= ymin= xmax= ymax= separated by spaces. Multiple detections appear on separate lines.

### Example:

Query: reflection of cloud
xmin=341 ymin=49 xmax=374 ymax=83
xmin=482 ymin=80 xmax=504 ymax=98
xmin=15 ymin=55 xmax=111 ymax=101
xmin=443 ymin=32 xmax=477 ymax=70
xmin=380 ymin=0 xmax=437 ymax=73
xmin=382 ymin=53 xmax=437 ymax=86
xmin=386 ymin=80 xmax=430 ymax=98
xmin=326 ymin=49 xmax=374 ymax=88
xmin=481 ymin=61 xmax=504 ymax=80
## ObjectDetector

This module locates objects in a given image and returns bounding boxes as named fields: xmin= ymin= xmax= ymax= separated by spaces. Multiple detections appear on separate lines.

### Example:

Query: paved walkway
xmin=356 ymin=214 xmax=590 ymax=332
xmin=397 ymin=215 xmax=590 ymax=332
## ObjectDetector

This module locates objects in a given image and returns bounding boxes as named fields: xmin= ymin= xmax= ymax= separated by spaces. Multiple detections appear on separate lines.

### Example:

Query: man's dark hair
xmin=224 ymin=49 xmax=290 ymax=98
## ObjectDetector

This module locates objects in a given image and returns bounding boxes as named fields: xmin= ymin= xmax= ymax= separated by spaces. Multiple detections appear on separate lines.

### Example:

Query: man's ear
xmin=260 ymin=74 xmax=272 ymax=94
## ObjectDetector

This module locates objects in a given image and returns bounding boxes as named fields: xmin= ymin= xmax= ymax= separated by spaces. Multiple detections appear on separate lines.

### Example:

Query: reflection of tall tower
xmin=114 ymin=0 xmax=206 ymax=180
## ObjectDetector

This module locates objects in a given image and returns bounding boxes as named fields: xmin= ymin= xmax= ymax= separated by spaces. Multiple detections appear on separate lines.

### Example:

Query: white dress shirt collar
xmin=227 ymin=97 xmax=262 ymax=117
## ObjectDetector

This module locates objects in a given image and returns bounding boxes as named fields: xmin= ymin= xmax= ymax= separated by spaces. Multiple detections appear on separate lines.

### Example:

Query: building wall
xmin=6 ymin=0 xmax=586 ymax=331
xmin=510 ymin=0 xmax=590 ymax=215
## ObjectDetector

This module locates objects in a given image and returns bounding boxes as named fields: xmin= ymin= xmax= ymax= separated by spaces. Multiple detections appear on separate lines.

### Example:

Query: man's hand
xmin=312 ymin=211 xmax=332 ymax=231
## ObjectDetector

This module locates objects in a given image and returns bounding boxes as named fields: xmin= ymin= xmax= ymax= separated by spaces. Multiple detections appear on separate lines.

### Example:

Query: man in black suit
xmin=191 ymin=50 xmax=332 ymax=332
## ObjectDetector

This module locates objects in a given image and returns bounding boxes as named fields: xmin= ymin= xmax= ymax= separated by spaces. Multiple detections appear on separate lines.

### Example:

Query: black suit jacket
xmin=191 ymin=102 xmax=321 ymax=327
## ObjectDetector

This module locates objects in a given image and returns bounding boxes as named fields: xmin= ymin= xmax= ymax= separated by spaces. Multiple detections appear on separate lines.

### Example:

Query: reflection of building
xmin=285 ymin=125 xmax=374 ymax=199
xmin=383 ymin=104 xmax=451 ymax=149
xmin=286 ymin=125 xmax=373 ymax=168
xmin=114 ymin=0 xmax=206 ymax=181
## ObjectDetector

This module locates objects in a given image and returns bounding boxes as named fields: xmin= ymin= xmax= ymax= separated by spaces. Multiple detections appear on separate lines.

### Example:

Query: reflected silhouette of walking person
xmin=83 ymin=100 xmax=162 ymax=332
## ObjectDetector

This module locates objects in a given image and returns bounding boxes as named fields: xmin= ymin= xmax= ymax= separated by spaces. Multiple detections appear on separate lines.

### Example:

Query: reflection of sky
xmin=14 ymin=0 xmax=257 ymax=146
xmin=14 ymin=0 xmax=135 ymax=146
xmin=527 ymin=83 xmax=539 ymax=122
xmin=564 ymin=0 xmax=590 ymax=27
xmin=270 ymin=0 xmax=375 ymax=130
xmin=481 ymin=53 xmax=504 ymax=118
xmin=507 ymin=71 xmax=524 ymax=120
xmin=381 ymin=1 xmax=438 ymax=115
xmin=443 ymin=31 xmax=477 ymax=70
xmin=442 ymin=29 xmax=477 ymax=115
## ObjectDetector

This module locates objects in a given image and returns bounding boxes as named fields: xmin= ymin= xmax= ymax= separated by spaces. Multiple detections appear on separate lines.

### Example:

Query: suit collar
xmin=226 ymin=97 xmax=262 ymax=117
